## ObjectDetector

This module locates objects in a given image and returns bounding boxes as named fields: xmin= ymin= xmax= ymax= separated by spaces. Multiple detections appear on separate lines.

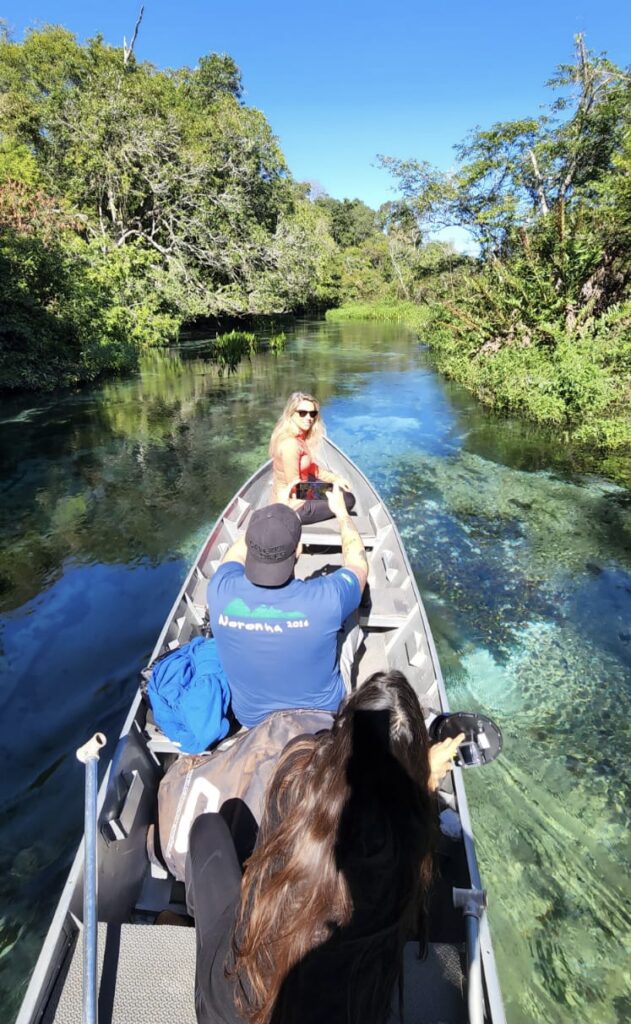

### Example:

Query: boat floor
xmin=46 ymin=826 xmax=470 ymax=1024
xmin=48 ymin=924 xmax=466 ymax=1024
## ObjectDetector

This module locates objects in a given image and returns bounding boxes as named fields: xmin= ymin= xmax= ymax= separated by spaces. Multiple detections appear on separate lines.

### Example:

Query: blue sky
xmin=3 ymin=1 xmax=628 ymax=249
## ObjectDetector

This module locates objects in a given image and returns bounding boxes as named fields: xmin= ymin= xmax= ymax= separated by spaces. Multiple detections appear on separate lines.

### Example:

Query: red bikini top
xmin=297 ymin=437 xmax=318 ymax=480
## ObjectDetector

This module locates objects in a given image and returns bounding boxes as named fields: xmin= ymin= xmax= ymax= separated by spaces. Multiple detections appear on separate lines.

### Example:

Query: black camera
xmin=428 ymin=711 xmax=503 ymax=769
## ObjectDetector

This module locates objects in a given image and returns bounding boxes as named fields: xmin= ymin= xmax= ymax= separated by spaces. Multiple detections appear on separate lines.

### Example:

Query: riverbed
xmin=0 ymin=319 xmax=629 ymax=1023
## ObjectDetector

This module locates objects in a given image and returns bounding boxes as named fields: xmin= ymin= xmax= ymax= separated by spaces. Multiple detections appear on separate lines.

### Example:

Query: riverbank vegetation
xmin=0 ymin=25 xmax=336 ymax=389
xmin=329 ymin=38 xmax=631 ymax=454
xmin=1 ymin=28 xmax=628 ymax=455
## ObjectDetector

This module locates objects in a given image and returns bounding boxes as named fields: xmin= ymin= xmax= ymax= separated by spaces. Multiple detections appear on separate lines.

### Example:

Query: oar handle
xmin=76 ymin=733 xmax=106 ymax=764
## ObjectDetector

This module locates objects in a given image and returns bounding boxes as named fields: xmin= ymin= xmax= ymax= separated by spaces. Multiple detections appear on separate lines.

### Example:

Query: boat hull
xmin=16 ymin=439 xmax=505 ymax=1024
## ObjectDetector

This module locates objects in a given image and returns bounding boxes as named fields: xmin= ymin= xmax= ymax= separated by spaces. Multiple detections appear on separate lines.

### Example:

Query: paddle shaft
xmin=77 ymin=733 xmax=106 ymax=1024
xmin=453 ymin=886 xmax=487 ymax=1024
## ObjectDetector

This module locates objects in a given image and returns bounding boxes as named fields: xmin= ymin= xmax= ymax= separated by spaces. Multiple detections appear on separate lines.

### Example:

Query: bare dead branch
xmin=527 ymin=148 xmax=549 ymax=215
xmin=123 ymin=6 xmax=145 ymax=66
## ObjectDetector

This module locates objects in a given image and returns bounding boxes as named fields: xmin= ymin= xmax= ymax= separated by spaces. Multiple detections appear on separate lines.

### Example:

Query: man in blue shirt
xmin=208 ymin=484 xmax=368 ymax=727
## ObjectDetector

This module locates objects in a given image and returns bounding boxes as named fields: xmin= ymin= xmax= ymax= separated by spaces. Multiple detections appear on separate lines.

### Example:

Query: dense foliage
xmin=332 ymin=38 xmax=631 ymax=453
xmin=1 ymin=28 xmax=628 ymax=457
xmin=0 ymin=26 xmax=335 ymax=388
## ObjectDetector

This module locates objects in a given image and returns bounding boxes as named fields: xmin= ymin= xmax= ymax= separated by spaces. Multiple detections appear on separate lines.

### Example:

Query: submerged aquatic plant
xmin=268 ymin=332 xmax=286 ymax=353
xmin=211 ymin=331 xmax=257 ymax=374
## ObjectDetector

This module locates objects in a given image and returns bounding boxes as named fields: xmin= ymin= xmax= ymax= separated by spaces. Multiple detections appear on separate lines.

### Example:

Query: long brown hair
xmin=268 ymin=391 xmax=325 ymax=461
xmin=230 ymin=671 xmax=436 ymax=1024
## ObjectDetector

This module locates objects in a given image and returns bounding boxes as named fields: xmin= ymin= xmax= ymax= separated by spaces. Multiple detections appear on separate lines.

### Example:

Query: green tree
xmin=0 ymin=26 xmax=342 ymax=388
xmin=186 ymin=53 xmax=243 ymax=103
xmin=314 ymin=196 xmax=377 ymax=248
xmin=374 ymin=37 xmax=630 ymax=449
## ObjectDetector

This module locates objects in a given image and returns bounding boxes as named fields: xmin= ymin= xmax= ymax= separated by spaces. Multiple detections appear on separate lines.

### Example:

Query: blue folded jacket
xmin=147 ymin=636 xmax=231 ymax=753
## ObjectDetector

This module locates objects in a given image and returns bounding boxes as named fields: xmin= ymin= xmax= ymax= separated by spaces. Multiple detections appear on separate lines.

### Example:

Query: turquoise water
xmin=0 ymin=320 xmax=629 ymax=1022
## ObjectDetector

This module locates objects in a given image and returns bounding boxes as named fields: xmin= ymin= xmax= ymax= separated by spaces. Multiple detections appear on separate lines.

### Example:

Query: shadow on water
xmin=0 ymin=318 xmax=629 ymax=1023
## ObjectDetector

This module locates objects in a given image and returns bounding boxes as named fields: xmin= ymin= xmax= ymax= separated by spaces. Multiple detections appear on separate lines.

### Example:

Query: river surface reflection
xmin=0 ymin=319 xmax=629 ymax=1024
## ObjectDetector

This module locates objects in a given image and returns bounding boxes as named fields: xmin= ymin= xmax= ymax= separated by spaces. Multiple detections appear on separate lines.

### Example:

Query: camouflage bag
xmin=157 ymin=707 xmax=333 ymax=880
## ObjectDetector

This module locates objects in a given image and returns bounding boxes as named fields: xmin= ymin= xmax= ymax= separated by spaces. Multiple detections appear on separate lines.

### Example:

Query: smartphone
xmin=295 ymin=480 xmax=333 ymax=500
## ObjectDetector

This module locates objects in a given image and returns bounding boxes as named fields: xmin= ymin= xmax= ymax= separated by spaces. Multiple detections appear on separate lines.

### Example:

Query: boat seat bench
xmin=47 ymin=923 xmax=465 ymax=1024
xmin=145 ymin=715 xmax=188 ymax=756
xmin=236 ymin=508 xmax=377 ymax=548
xmin=301 ymin=515 xmax=377 ymax=547
xmin=359 ymin=587 xmax=411 ymax=628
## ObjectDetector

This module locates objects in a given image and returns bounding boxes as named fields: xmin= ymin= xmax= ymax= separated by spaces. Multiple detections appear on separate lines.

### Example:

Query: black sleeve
xmin=185 ymin=813 xmax=243 ymax=1024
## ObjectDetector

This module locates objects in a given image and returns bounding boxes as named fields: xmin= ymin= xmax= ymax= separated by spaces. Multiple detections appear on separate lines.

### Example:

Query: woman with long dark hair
xmin=185 ymin=671 xmax=463 ymax=1024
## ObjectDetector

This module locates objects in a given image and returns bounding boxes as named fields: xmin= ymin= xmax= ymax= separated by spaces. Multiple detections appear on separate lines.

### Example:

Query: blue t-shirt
xmin=208 ymin=564 xmax=361 ymax=727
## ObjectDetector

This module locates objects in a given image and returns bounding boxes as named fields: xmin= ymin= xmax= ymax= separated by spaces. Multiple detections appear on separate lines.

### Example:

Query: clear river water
xmin=0 ymin=319 xmax=629 ymax=1024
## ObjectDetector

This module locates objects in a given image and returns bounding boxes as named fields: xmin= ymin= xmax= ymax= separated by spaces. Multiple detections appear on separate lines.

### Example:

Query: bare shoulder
xmin=277 ymin=435 xmax=298 ymax=454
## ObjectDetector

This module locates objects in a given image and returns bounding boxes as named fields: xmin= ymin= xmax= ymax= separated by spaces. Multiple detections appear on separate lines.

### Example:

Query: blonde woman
xmin=269 ymin=392 xmax=355 ymax=524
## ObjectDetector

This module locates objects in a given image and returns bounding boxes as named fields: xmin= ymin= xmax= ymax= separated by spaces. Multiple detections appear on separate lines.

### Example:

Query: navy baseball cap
xmin=245 ymin=504 xmax=302 ymax=586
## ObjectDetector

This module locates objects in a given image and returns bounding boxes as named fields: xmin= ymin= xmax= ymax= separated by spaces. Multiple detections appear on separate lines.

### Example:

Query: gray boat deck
xmin=49 ymin=923 xmax=465 ymax=1024
xmin=46 ymin=924 xmax=197 ymax=1024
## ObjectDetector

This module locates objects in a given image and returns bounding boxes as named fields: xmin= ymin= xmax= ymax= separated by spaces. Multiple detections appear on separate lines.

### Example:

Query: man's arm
xmin=221 ymin=534 xmax=247 ymax=565
xmin=326 ymin=484 xmax=368 ymax=593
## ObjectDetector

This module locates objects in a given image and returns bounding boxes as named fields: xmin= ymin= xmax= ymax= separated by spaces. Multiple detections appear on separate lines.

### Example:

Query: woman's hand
xmin=428 ymin=733 xmax=465 ymax=792
xmin=335 ymin=475 xmax=352 ymax=492
xmin=278 ymin=478 xmax=303 ymax=509
xmin=318 ymin=469 xmax=351 ymax=491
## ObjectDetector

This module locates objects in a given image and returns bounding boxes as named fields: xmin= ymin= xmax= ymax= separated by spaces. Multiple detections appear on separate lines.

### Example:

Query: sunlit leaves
xmin=0 ymin=26 xmax=345 ymax=388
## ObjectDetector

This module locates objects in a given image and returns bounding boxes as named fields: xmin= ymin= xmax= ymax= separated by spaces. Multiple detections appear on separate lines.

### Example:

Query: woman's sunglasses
xmin=296 ymin=409 xmax=318 ymax=419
